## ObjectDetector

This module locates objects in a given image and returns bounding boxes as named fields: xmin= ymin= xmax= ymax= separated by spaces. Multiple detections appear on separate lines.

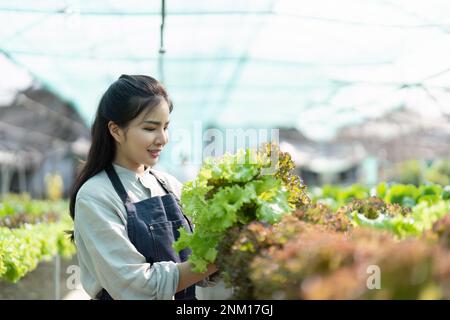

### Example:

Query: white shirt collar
xmin=112 ymin=163 xmax=153 ymax=182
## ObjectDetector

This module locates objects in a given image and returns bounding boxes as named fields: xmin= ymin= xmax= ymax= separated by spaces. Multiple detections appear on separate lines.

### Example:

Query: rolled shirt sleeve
xmin=74 ymin=195 xmax=179 ymax=300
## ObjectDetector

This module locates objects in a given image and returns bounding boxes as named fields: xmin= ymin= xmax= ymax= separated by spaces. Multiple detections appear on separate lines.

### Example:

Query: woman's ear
xmin=108 ymin=121 xmax=124 ymax=144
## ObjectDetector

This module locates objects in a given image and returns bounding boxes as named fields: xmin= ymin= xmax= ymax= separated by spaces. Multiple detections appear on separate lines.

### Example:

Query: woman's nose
xmin=155 ymin=128 xmax=168 ymax=146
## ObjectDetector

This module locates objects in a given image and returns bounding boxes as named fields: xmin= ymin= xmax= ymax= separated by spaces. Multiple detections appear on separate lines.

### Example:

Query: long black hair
xmin=68 ymin=75 xmax=173 ymax=237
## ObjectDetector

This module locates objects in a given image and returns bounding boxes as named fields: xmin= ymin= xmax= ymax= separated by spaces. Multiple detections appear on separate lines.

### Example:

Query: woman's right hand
xmin=206 ymin=263 xmax=218 ymax=274
xmin=176 ymin=261 xmax=218 ymax=292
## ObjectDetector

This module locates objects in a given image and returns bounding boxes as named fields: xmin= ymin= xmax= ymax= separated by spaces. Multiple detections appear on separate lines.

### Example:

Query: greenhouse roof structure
xmin=1 ymin=0 xmax=450 ymax=141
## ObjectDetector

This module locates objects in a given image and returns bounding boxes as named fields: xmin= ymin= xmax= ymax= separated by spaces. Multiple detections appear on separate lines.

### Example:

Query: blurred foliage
xmin=0 ymin=194 xmax=75 ymax=283
xmin=293 ymin=203 xmax=352 ymax=232
xmin=431 ymin=215 xmax=450 ymax=249
xmin=216 ymin=179 xmax=450 ymax=299
xmin=45 ymin=173 xmax=64 ymax=201
xmin=311 ymin=182 xmax=448 ymax=210
xmin=425 ymin=159 xmax=450 ymax=186
xmin=218 ymin=213 xmax=450 ymax=300
xmin=393 ymin=159 xmax=423 ymax=186
xmin=388 ymin=159 xmax=450 ymax=186
xmin=0 ymin=193 xmax=67 ymax=224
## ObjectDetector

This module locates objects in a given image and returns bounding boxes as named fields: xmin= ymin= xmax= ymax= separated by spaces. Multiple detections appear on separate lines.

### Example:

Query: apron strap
xmin=105 ymin=163 xmax=179 ymax=207
xmin=149 ymin=169 xmax=195 ymax=232
xmin=105 ymin=163 xmax=131 ymax=206
xmin=148 ymin=169 xmax=180 ymax=202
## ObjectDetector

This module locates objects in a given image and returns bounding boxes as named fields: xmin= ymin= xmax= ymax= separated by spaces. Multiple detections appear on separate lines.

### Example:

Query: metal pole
xmin=159 ymin=0 xmax=165 ymax=53
xmin=1 ymin=163 xmax=11 ymax=196
xmin=158 ymin=0 xmax=166 ymax=83
xmin=54 ymin=254 xmax=61 ymax=300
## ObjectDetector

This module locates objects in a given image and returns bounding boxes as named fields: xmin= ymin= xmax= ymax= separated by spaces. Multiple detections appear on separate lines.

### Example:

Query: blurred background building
xmin=0 ymin=78 xmax=90 ymax=198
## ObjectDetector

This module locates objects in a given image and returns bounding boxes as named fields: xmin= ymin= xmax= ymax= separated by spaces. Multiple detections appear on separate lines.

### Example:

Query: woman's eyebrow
xmin=142 ymin=120 xmax=170 ymax=125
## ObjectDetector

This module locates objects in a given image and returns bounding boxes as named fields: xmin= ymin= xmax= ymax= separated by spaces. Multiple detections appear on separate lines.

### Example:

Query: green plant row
xmin=0 ymin=205 xmax=75 ymax=283
xmin=0 ymin=193 xmax=68 ymax=219
xmin=310 ymin=183 xmax=450 ymax=210
xmin=389 ymin=159 xmax=450 ymax=186
xmin=349 ymin=200 xmax=450 ymax=238
xmin=299 ymin=195 xmax=450 ymax=239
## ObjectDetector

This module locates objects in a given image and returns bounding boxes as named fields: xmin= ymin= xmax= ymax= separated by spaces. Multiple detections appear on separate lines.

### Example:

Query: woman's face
xmin=111 ymin=99 xmax=170 ymax=172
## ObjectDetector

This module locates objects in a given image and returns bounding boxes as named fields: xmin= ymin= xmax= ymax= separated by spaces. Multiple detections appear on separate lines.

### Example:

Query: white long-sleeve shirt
xmin=74 ymin=163 xmax=188 ymax=300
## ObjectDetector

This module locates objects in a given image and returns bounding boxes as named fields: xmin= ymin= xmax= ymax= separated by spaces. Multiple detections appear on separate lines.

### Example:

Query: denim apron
xmin=96 ymin=164 xmax=196 ymax=300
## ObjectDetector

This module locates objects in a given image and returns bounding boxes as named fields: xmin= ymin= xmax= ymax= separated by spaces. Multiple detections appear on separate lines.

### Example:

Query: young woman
xmin=69 ymin=75 xmax=217 ymax=300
